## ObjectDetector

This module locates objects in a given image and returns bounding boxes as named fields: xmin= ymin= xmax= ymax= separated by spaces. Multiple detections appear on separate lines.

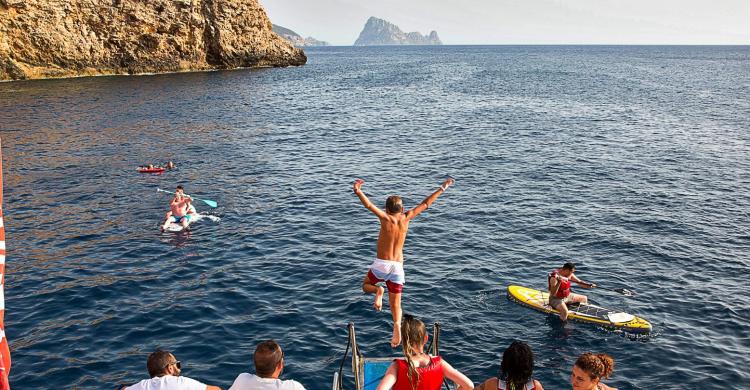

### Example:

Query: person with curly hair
xmin=570 ymin=353 xmax=617 ymax=390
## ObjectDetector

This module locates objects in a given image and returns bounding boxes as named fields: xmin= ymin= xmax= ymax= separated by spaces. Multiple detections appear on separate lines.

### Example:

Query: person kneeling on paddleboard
xmin=161 ymin=185 xmax=194 ymax=231
xmin=548 ymin=262 xmax=596 ymax=321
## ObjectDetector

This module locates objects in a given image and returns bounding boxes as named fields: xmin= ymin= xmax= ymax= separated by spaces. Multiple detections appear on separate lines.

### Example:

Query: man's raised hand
xmin=441 ymin=177 xmax=455 ymax=191
xmin=353 ymin=179 xmax=365 ymax=193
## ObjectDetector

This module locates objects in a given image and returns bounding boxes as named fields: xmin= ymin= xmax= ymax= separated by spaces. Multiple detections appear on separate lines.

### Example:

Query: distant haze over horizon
xmin=262 ymin=0 xmax=750 ymax=46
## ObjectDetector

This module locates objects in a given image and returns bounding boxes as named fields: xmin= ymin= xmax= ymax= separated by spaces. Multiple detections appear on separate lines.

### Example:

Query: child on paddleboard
xmin=352 ymin=177 xmax=454 ymax=347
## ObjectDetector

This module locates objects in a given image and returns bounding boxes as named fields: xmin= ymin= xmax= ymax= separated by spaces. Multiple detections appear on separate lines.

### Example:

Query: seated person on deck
xmin=229 ymin=340 xmax=306 ymax=390
xmin=475 ymin=341 xmax=544 ymax=390
xmin=122 ymin=349 xmax=220 ymax=390
xmin=375 ymin=314 xmax=473 ymax=390
xmin=570 ymin=352 xmax=617 ymax=390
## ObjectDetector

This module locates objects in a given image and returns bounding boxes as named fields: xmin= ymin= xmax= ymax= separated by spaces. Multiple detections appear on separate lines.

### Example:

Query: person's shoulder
xmin=122 ymin=379 xmax=147 ymax=390
xmin=124 ymin=376 xmax=204 ymax=390
xmin=475 ymin=377 xmax=498 ymax=390
xmin=280 ymin=378 xmax=306 ymax=390
xmin=170 ymin=375 xmax=207 ymax=389
xmin=228 ymin=373 xmax=255 ymax=389
xmin=597 ymin=383 xmax=617 ymax=390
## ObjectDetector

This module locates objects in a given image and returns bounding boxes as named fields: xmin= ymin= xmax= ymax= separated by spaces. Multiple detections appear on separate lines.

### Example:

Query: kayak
xmin=137 ymin=167 xmax=165 ymax=173
xmin=507 ymin=285 xmax=652 ymax=334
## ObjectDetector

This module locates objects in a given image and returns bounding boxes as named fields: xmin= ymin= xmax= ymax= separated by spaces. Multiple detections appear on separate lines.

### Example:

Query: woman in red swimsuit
xmin=375 ymin=314 xmax=473 ymax=390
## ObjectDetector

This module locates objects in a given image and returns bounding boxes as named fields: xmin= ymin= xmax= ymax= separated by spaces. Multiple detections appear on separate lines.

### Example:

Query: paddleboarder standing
xmin=352 ymin=177 xmax=455 ymax=347
xmin=548 ymin=262 xmax=596 ymax=321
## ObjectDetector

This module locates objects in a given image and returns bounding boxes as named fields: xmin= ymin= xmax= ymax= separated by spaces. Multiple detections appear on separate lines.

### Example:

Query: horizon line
xmin=309 ymin=43 xmax=750 ymax=47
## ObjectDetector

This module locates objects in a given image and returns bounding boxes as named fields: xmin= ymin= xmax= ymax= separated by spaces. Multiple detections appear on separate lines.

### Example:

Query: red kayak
xmin=137 ymin=167 xmax=165 ymax=173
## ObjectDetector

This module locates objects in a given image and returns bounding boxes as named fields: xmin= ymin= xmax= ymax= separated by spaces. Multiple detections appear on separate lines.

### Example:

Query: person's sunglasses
xmin=163 ymin=361 xmax=181 ymax=370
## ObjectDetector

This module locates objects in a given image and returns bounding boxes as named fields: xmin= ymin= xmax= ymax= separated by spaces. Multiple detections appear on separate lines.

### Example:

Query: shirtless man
xmin=352 ymin=177 xmax=455 ymax=347
xmin=548 ymin=262 xmax=596 ymax=321
xmin=161 ymin=185 xmax=194 ymax=231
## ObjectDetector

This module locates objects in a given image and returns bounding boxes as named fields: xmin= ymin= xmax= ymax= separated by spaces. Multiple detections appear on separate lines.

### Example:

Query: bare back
xmin=353 ymin=178 xmax=453 ymax=263
xmin=376 ymin=212 xmax=410 ymax=261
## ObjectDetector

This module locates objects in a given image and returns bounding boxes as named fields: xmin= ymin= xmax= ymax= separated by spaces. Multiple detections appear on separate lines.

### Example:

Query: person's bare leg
xmin=389 ymin=291 xmax=402 ymax=347
xmin=362 ymin=276 xmax=385 ymax=311
xmin=557 ymin=302 xmax=569 ymax=321
xmin=161 ymin=216 xmax=171 ymax=231
xmin=571 ymin=294 xmax=588 ymax=305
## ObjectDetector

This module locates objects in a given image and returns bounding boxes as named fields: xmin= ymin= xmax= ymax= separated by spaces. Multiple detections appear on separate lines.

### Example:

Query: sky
xmin=261 ymin=0 xmax=750 ymax=45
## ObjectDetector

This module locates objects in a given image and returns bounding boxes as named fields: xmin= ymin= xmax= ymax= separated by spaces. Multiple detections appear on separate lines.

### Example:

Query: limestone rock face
xmin=354 ymin=17 xmax=441 ymax=46
xmin=272 ymin=24 xmax=329 ymax=47
xmin=0 ymin=0 xmax=306 ymax=81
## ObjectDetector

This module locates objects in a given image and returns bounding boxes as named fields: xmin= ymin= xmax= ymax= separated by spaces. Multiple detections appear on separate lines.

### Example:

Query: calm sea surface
xmin=0 ymin=46 xmax=749 ymax=389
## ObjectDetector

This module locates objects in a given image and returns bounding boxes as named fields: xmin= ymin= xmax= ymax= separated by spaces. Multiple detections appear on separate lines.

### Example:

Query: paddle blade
xmin=615 ymin=288 xmax=635 ymax=296
xmin=202 ymin=199 xmax=218 ymax=208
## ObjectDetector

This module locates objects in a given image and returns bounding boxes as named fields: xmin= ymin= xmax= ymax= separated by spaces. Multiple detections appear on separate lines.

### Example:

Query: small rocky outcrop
xmin=354 ymin=17 xmax=441 ymax=46
xmin=272 ymin=24 xmax=329 ymax=47
xmin=0 ymin=0 xmax=307 ymax=81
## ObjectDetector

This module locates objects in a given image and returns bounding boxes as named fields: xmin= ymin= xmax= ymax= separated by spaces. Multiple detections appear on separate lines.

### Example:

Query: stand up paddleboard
xmin=163 ymin=213 xmax=202 ymax=232
xmin=163 ymin=204 xmax=202 ymax=233
xmin=507 ymin=285 xmax=652 ymax=334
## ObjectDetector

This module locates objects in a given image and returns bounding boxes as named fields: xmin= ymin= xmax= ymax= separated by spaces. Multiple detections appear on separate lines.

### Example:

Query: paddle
xmin=157 ymin=188 xmax=218 ymax=208
xmin=595 ymin=285 xmax=635 ymax=296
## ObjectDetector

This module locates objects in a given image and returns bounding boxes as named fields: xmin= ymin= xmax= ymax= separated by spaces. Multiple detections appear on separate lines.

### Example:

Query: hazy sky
xmin=261 ymin=0 xmax=750 ymax=45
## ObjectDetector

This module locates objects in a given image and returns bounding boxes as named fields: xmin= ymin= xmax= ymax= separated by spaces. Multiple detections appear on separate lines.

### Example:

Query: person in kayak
xmin=548 ymin=262 xmax=595 ymax=321
xmin=570 ymin=353 xmax=617 ymax=390
xmin=375 ymin=314 xmax=473 ymax=390
xmin=161 ymin=185 xmax=194 ymax=231
xmin=353 ymin=177 xmax=455 ymax=347
xmin=475 ymin=341 xmax=544 ymax=390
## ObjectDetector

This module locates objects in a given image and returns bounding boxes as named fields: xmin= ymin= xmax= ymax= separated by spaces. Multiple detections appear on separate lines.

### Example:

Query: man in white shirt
xmin=229 ymin=340 xmax=306 ymax=390
xmin=123 ymin=349 xmax=221 ymax=390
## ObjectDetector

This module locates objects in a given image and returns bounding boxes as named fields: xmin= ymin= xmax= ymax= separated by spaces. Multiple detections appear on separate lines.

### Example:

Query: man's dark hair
xmin=254 ymin=340 xmax=283 ymax=378
xmin=562 ymin=262 xmax=576 ymax=271
xmin=385 ymin=196 xmax=403 ymax=214
xmin=176 ymin=185 xmax=184 ymax=191
xmin=147 ymin=349 xmax=174 ymax=378
xmin=500 ymin=341 xmax=534 ymax=387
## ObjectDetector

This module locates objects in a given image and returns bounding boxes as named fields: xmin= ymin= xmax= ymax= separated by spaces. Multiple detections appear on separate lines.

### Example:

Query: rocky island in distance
xmin=354 ymin=16 xmax=442 ymax=46
xmin=272 ymin=24 xmax=329 ymax=47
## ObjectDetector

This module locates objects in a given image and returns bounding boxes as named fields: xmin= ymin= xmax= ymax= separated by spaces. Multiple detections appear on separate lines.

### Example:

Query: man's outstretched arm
xmin=353 ymin=179 xmax=387 ymax=218
xmin=405 ymin=178 xmax=455 ymax=220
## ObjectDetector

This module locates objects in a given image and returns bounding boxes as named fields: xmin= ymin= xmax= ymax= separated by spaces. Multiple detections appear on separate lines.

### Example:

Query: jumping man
xmin=352 ymin=177 xmax=455 ymax=347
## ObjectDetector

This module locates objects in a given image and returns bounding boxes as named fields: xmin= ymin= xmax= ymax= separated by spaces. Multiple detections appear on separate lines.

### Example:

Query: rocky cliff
xmin=0 ymin=0 xmax=306 ymax=81
xmin=272 ymin=24 xmax=328 ymax=47
xmin=354 ymin=17 xmax=441 ymax=46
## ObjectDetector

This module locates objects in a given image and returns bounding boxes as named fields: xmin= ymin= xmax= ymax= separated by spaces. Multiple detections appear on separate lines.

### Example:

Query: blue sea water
xmin=0 ymin=45 xmax=749 ymax=389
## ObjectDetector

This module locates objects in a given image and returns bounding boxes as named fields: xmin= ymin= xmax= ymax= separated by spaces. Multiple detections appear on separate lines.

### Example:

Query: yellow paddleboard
xmin=507 ymin=285 xmax=652 ymax=334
